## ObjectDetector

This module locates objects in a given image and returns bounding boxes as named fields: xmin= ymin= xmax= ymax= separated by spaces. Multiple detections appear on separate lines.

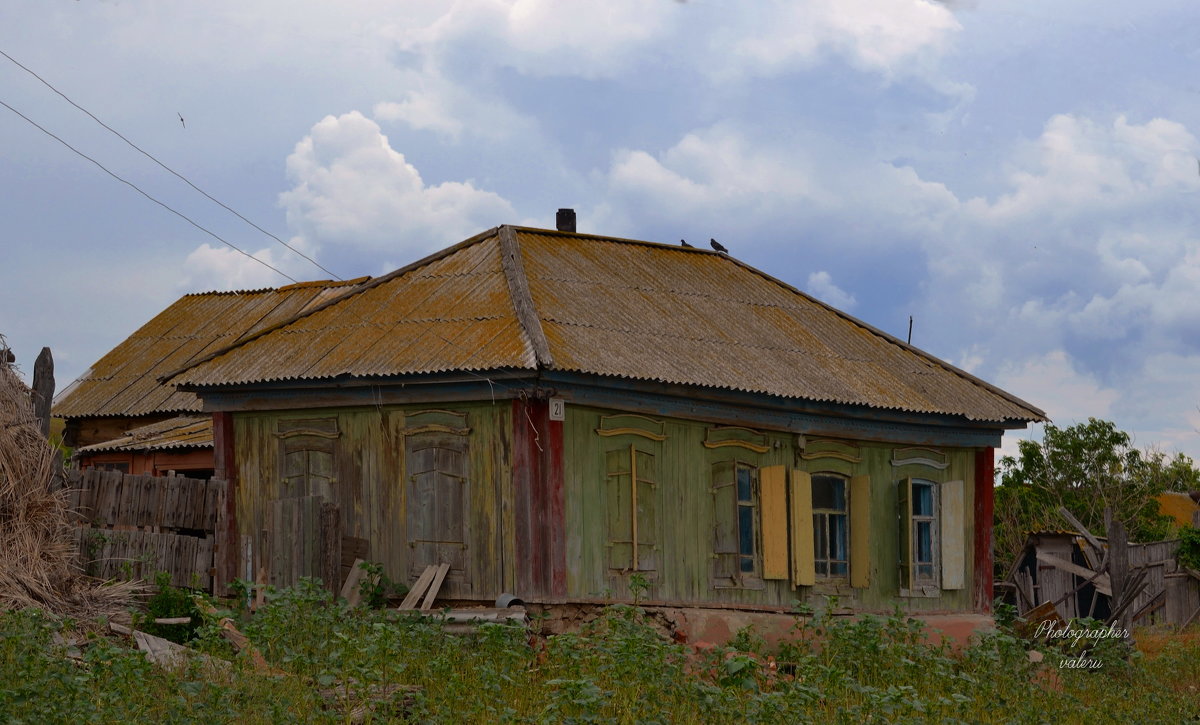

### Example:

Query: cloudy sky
xmin=2 ymin=1 xmax=1198 ymax=461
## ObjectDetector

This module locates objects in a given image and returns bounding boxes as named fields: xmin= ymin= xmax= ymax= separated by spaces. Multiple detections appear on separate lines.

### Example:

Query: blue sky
xmin=2 ymin=1 xmax=1198 ymax=461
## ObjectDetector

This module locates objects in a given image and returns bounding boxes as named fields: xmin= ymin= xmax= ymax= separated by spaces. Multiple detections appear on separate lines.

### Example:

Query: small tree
xmin=994 ymin=418 xmax=1199 ymax=576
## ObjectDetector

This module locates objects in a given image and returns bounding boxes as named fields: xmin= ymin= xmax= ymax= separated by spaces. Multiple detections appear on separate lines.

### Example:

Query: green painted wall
xmin=561 ymin=404 xmax=978 ymax=614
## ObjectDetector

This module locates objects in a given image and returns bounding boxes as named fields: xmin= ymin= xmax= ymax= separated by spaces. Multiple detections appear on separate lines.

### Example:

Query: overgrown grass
xmin=2 ymin=579 xmax=1197 ymax=723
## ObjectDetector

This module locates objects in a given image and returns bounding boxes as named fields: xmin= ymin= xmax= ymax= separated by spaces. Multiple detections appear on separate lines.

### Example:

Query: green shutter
xmin=940 ymin=480 xmax=965 ymax=590
xmin=605 ymin=448 xmax=633 ymax=570
xmin=711 ymin=461 xmax=738 ymax=584
xmin=789 ymin=470 xmax=815 ymax=587
xmin=634 ymin=449 xmax=658 ymax=571
xmin=849 ymin=474 xmax=870 ymax=589
xmin=898 ymin=477 xmax=914 ymax=592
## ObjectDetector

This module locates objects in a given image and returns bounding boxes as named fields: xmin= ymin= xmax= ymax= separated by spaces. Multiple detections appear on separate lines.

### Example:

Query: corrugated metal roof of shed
xmin=75 ymin=415 xmax=213 ymax=453
xmin=53 ymin=278 xmax=369 ymax=418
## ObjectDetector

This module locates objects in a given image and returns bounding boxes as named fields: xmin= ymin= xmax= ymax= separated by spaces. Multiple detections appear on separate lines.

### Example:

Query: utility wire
xmin=0 ymin=47 xmax=341 ymax=281
xmin=0 ymin=97 xmax=299 ymax=284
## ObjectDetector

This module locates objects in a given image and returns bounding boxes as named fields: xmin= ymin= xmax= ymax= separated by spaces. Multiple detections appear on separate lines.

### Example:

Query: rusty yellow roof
xmin=172 ymin=226 xmax=1045 ymax=423
xmin=54 ymin=278 xmax=369 ymax=418
xmin=75 ymin=415 xmax=213 ymax=454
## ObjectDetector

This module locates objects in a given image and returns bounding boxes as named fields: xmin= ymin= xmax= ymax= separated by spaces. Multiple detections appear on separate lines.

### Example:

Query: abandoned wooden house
xmin=53 ymin=278 xmax=368 ymax=477
xmin=161 ymin=219 xmax=1045 ymax=623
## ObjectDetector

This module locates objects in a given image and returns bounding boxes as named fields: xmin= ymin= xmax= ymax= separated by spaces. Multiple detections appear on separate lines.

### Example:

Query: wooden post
xmin=1108 ymin=517 xmax=1129 ymax=629
xmin=31 ymin=347 xmax=53 ymax=439
xmin=973 ymin=446 xmax=995 ymax=613
xmin=321 ymin=502 xmax=342 ymax=594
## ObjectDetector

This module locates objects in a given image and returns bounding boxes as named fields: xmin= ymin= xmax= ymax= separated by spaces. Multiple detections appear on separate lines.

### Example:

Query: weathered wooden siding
xmin=233 ymin=401 xmax=512 ymax=599
xmin=562 ymin=404 xmax=977 ymax=613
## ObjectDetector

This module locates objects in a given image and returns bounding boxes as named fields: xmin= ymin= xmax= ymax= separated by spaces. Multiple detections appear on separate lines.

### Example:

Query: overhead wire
xmin=0 ymin=97 xmax=299 ymax=284
xmin=0 ymin=48 xmax=341 ymax=281
xmin=1 ymin=52 xmax=533 ymax=402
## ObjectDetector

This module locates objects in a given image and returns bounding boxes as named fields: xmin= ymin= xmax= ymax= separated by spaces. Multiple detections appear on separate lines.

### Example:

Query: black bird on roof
xmin=710 ymin=238 xmax=728 ymax=253
xmin=680 ymin=239 xmax=693 ymax=248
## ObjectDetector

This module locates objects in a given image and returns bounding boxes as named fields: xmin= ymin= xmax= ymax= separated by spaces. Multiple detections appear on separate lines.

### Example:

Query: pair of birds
xmin=681 ymin=238 xmax=729 ymax=253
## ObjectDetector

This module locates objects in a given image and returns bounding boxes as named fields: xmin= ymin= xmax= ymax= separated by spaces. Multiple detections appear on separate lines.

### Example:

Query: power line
xmin=0 ymin=47 xmax=341 ymax=281
xmin=0 ymin=97 xmax=299 ymax=285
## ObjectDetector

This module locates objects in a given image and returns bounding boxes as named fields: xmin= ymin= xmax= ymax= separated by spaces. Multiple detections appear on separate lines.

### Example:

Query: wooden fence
xmin=63 ymin=469 xmax=227 ymax=592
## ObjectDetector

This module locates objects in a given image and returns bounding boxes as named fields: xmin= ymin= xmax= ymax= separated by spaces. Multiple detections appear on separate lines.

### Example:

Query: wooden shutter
xmin=633 ymin=449 xmax=658 ymax=571
xmin=760 ymin=465 xmax=788 ymax=580
xmin=405 ymin=433 xmax=468 ymax=581
xmin=898 ymin=477 xmax=914 ymax=592
xmin=605 ymin=448 xmax=634 ymax=570
xmin=849 ymin=474 xmax=871 ymax=588
xmin=711 ymin=461 xmax=738 ymax=584
xmin=789 ymin=470 xmax=815 ymax=587
xmin=940 ymin=479 xmax=965 ymax=590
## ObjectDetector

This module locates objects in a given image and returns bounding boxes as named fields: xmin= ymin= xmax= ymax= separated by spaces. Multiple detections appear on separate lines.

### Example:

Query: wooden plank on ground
xmin=420 ymin=563 xmax=451 ymax=611
xmin=340 ymin=558 xmax=368 ymax=606
xmin=398 ymin=565 xmax=437 ymax=610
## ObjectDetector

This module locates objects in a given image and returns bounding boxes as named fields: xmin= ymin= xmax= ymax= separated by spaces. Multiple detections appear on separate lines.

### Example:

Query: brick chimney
xmin=556 ymin=208 xmax=576 ymax=233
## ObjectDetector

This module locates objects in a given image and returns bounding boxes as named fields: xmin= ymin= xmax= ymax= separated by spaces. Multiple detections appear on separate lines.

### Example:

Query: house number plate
xmin=549 ymin=398 xmax=565 ymax=421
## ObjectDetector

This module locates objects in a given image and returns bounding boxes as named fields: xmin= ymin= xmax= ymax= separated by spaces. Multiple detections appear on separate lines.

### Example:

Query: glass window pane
xmin=740 ymin=555 xmax=755 ymax=573
xmin=737 ymin=465 xmax=752 ymax=502
xmin=831 ymin=514 xmax=847 ymax=561
xmin=738 ymin=504 xmax=755 ymax=556
xmin=812 ymin=475 xmax=845 ymax=511
xmin=914 ymin=482 xmax=933 ymax=517
xmin=814 ymin=514 xmax=827 ymax=558
xmin=816 ymin=560 xmax=828 ymax=576
xmin=916 ymin=521 xmax=932 ymax=564
xmin=831 ymin=561 xmax=848 ymax=576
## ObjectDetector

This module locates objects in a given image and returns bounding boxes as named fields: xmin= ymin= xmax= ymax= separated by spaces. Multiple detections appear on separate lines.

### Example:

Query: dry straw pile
xmin=0 ymin=348 xmax=137 ymax=617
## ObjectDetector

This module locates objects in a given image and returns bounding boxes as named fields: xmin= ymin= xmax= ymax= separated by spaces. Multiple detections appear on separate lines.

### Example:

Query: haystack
xmin=0 ymin=347 xmax=138 ymax=617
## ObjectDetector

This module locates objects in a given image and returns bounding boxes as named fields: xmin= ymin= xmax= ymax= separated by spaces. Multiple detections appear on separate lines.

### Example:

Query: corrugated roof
xmin=53 ymin=278 xmax=369 ymax=418
xmin=170 ymin=226 xmax=1045 ymax=424
xmin=75 ymin=415 xmax=213 ymax=453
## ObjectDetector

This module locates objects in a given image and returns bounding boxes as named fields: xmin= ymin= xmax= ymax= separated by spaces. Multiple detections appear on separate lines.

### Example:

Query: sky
xmin=2 ymin=0 xmax=1198 ymax=463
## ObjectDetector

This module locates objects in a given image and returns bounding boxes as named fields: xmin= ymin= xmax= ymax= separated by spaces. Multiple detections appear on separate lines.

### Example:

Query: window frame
xmin=711 ymin=458 xmax=764 ymax=589
xmin=811 ymin=472 xmax=850 ymax=581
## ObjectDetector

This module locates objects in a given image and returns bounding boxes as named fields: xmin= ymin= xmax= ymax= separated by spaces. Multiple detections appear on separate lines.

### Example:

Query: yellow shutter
xmin=789 ymin=470 xmax=815 ymax=587
xmin=760 ymin=465 xmax=788 ymax=579
xmin=940 ymin=479 xmax=965 ymax=590
xmin=849 ymin=474 xmax=870 ymax=589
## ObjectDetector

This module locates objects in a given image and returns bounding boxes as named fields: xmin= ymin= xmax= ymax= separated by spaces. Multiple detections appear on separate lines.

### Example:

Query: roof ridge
xmin=499 ymin=225 xmax=553 ymax=369
xmin=717 ymin=254 xmax=1048 ymax=421
xmin=160 ymin=227 xmax=503 ymax=384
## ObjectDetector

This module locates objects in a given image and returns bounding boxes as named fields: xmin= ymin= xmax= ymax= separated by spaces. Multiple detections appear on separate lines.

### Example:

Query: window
xmin=276 ymin=418 xmax=338 ymax=500
xmin=712 ymin=460 xmax=760 ymax=585
xmin=898 ymin=477 xmax=965 ymax=594
xmin=812 ymin=474 xmax=848 ymax=578
xmin=405 ymin=431 xmax=469 ymax=581
xmin=604 ymin=444 xmax=658 ymax=572
xmin=790 ymin=471 xmax=871 ymax=589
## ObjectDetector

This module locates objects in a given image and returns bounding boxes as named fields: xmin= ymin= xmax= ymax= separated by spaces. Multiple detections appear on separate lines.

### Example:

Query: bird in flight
xmin=177 ymin=112 xmax=185 ymax=128
xmin=710 ymin=238 xmax=728 ymax=253
xmin=680 ymin=239 xmax=693 ymax=248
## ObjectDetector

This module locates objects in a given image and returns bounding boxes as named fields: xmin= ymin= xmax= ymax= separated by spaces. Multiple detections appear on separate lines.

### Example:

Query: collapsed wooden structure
xmin=1001 ymin=508 xmax=1200 ymax=629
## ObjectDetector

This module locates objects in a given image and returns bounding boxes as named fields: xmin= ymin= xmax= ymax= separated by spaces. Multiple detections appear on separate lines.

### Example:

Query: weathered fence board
xmin=65 ymin=469 xmax=227 ymax=593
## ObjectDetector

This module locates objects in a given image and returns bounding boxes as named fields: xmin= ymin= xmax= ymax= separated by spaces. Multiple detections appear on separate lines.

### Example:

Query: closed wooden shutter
xmin=898 ymin=476 xmax=914 ymax=592
xmin=789 ymin=470 xmax=815 ymax=587
xmin=760 ymin=465 xmax=788 ymax=580
xmin=849 ymin=474 xmax=871 ymax=589
xmin=711 ymin=461 xmax=738 ymax=585
xmin=940 ymin=479 xmax=965 ymax=590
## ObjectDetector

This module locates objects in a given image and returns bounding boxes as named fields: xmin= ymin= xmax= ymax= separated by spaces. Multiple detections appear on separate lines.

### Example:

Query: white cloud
xmin=279 ymin=111 xmax=516 ymax=256
xmin=180 ymin=242 xmax=309 ymax=291
xmin=806 ymin=271 xmax=857 ymax=310
xmin=714 ymin=0 xmax=960 ymax=79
